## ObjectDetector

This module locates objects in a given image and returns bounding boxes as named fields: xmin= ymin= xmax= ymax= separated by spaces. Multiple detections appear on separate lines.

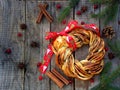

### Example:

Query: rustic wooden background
xmin=0 ymin=0 xmax=120 ymax=90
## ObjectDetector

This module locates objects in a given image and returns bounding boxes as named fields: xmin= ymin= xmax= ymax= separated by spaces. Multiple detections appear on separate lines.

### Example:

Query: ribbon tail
xmin=39 ymin=45 xmax=53 ymax=74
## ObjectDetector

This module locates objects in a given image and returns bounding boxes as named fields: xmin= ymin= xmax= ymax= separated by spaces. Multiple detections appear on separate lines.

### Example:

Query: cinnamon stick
xmin=36 ymin=4 xmax=48 ymax=23
xmin=46 ymin=71 xmax=64 ymax=88
xmin=39 ymin=4 xmax=53 ymax=23
xmin=51 ymin=69 xmax=69 ymax=85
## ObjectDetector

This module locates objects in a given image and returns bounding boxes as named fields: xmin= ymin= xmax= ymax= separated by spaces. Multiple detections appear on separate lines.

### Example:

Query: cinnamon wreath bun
xmin=46 ymin=20 xmax=105 ymax=80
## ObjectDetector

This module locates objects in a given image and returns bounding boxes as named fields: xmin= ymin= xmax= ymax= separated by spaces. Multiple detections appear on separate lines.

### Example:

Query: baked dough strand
xmin=52 ymin=28 xmax=105 ymax=80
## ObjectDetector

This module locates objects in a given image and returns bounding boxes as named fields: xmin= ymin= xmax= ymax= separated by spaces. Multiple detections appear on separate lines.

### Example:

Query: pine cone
xmin=102 ymin=26 xmax=115 ymax=39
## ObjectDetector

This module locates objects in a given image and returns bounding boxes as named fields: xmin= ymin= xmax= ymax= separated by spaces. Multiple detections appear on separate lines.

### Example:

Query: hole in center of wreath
xmin=75 ymin=45 xmax=89 ymax=61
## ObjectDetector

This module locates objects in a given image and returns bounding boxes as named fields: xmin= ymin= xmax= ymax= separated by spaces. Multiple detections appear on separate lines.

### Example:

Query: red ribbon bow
xmin=39 ymin=20 xmax=100 ymax=74
xmin=45 ymin=20 xmax=79 ymax=40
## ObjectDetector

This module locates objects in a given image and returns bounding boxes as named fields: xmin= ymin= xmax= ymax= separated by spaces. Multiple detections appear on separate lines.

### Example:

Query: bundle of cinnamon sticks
xmin=46 ymin=69 xmax=70 ymax=88
xmin=36 ymin=3 xmax=53 ymax=23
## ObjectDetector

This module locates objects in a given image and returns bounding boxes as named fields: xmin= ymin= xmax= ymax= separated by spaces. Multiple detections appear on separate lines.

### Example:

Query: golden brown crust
xmin=52 ymin=28 xmax=105 ymax=80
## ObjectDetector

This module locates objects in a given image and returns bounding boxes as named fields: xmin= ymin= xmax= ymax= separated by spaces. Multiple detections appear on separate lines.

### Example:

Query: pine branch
xmin=107 ymin=40 xmax=117 ymax=52
xmin=104 ymin=3 xmax=119 ymax=25
xmin=100 ymin=62 xmax=112 ymax=82
xmin=89 ymin=0 xmax=112 ymax=4
xmin=90 ymin=0 xmax=119 ymax=25
xmin=91 ymin=62 xmax=120 ymax=90
xmin=91 ymin=62 xmax=112 ymax=90
xmin=106 ymin=85 xmax=120 ymax=90
xmin=102 ymin=64 xmax=120 ymax=85
xmin=107 ymin=39 xmax=120 ymax=58
xmin=57 ymin=0 xmax=80 ymax=22
xmin=58 ymin=6 xmax=71 ymax=22
xmin=100 ymin=62 xmax=112 ymax=75
xmin=91 ymin=6 xmax=109 ymax=23
xmin=69 ymin=0 xmax=80 ymax=8
xmin=91 ymin=84 xmax=120 ymax=90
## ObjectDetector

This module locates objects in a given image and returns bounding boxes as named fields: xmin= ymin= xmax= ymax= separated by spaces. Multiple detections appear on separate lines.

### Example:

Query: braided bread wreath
xmin=40 ymin=20 xmax=105 ymax=80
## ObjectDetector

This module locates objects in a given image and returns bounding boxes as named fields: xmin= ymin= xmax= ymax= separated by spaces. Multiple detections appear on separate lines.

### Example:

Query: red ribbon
xmin=45 ymin=20 xmax=79 ymax=40
xmin=84 ymin=24 xmax=100 ymax=36
xmin=39 ymin=20 xmax=100 ymax=74
xmin=66 ymin=35 xmax=77 ymax=51
xmin=39 ymin=44 xmax=53 ymax=73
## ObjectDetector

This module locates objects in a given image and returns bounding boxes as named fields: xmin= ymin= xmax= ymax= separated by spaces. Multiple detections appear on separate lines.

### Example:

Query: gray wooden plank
xmin=24 ymin=1 xmax=51 ymax=90
xmin=50 ymin=1 xmax=74 ymax=90
xmin=74 ymin=1 xmax=100 ymax=90
xmin=0 ymin=0 xmax=25 ymax=90
xmin=0 ymin=0 xmax=119 ymax=90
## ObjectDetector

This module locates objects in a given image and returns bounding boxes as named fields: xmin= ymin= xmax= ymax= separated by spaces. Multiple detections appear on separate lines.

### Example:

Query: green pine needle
xmin=58 ymin=6 xmax=71 ymax=22
xmin=89 ymin=0 xmax=112 ymax=4
xmin=104 ymin=3 xmax=119 ymax=25
xmin=100 ymin=62 xmax=112 ymax=75
xmin=100 ymin=62 xmax=112 ymax=82
xmin=91 ymin=13 xmax=104 ymax=18
xmin=69 ymin=0 xmax=80 ymax=8
xmin=90 ymin=0 xmax=119 ymax=25
xmin=107 ymin=39 xmax=120 ymax=58
xmin=106 ymin=85 xmax=120 ymax=90
xmin=91 ymin=62 xmax=120 ymax=90
xmin=57 ymin=0 xmax=80 ymax=22
xmin=100 ymin=60 xmax=120 ymax=88
xmin=91 ymin=84 xmax=120 ymax=90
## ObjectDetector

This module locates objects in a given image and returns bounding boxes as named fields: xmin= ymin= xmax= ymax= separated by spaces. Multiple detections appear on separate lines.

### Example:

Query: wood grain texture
xmin=0 ymin=0 xmax=25 ymax=90
xmin=75 ymin=1 xmax=100 ymax=90
xmin=50 ymin=1 xmax=74 ymax=90
xmin=24 ymin=1 xmax=51 ymax=90
xmin=0 ymin=0 xmax=120 ymax=90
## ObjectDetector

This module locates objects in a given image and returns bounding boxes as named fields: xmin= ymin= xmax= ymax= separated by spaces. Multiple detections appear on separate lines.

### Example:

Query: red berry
xmin=5 ymin=48 xmax=12 ymax=54
xmin=17 ymin=32 xmax=23 ymax=37
xmin=118 ymin=20 xmax=120 ymax=25
xmin=37 ymin=62 xmax=42 ymax=68
xmin=94 ymin=4 xmax=98 ymax=9
xmin=90 ymin=78 xmax=94 ymax=83
xmin=76 ymin=10 xmax=82 ymax=15
xmin=39 ymin=75 xmax=43 ymax=80
xmin=81 ymin=21 xmax=85 ymax=25
xmin=69 ymin=80 xmax=73 ymax=84
xmin=56 ymin=4 xmax=61 ymax=9
xmin=105 ymin=47 xmax=108 ymax=52
xmin=62 ymin=20 xmax=66 ymax=24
